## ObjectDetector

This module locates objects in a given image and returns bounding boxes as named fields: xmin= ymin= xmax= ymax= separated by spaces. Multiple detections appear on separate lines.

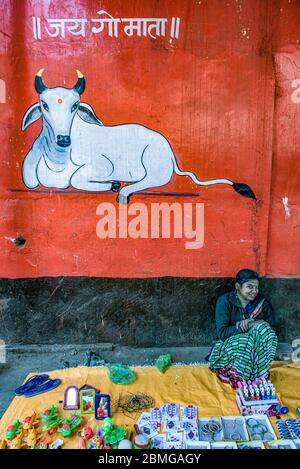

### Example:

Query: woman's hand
xmin=236 ymin=318 xmax=255 ymax=332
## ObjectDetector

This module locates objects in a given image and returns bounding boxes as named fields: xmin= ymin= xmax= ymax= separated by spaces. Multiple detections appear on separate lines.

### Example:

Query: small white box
xmin=221 ymin=416 xmax=250 ymax=441
xmin=198 ymin=417 xmax=224 ymax=442
xmin=211 ymin=441 xmax=238 ymax=449
xmin=267 ymin=439 xmax=297 ymax=449
xmin=244 ymin=415 xmax=277 ymax=441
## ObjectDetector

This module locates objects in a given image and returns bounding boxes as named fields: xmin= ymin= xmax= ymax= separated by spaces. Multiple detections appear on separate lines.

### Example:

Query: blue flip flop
xmin=23 ymin=378 xmax=62 ymax=397
xmin=14 ymin=374 xmax=50 ymax=396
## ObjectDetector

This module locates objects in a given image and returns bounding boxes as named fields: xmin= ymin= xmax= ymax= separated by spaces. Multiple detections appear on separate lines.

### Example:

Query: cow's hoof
xmin=117 ymin=194 xmax=130 ymax=204
xmin=111 ymin=182 xmax=121 ymax=192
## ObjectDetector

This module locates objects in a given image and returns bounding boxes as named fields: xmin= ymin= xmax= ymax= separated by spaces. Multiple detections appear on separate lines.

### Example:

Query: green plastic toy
xmin=40 ymin=405 xmax=59 ymax=422
xmin=58 ymin=412 xmax=82 ymax=437
xmin=106 ymin=363 xmax=136 ymax=385
xmin=102 ymin=417 xmax=113 ymax=432
xmin=104 ymin=424 xmax=126 ymax=446
xmin=155 ymin=354 xmax=172 ymax=373
xmin=5 ymin=420 xmax=22 ymax=440
xmin=100 ymin=417 xmax=126 ymax=447
xmin=42 ymin=417 xmax=61 ymax=433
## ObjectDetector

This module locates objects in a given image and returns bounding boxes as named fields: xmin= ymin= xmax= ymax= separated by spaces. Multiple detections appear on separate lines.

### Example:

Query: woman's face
xmin=236 ymin=279 xmax=259 ymax=302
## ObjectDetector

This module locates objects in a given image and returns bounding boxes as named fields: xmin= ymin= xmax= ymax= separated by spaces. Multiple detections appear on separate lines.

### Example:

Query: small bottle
xmin=254 ymin=385 xmax=260 ymax=400
xmin=243 ymin=386 xmax=249 ymax=400
xmin=259 ymin=384 xmax=265 ymax=400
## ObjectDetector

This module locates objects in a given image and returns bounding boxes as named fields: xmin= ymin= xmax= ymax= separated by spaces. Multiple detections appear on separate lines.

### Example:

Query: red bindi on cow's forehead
xmin=57 ymin=98 xmax=63 ymax=104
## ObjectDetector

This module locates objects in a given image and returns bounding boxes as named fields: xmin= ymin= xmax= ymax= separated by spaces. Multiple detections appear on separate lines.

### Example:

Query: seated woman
xmin=209 ymin=269 xmax=277 ymax=388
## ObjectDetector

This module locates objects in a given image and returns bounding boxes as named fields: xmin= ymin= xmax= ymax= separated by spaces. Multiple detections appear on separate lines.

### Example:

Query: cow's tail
xmin=172 ymin=158 xmax=256 ymax=199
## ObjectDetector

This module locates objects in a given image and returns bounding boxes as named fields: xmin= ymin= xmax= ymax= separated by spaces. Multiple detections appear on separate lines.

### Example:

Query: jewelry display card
xmin=266 ymin=439 xmax=297 ymax=449
xmin=150 ymin=434 xmax=166 ymax=449
xmin=198 ymin=418 xmax=224 ymax=442
xmin=211 ymin=441 xmax=238 ymax=449
xmin=162 ymin=418 xmax=182 ymax=433
xmin=238 ymin=441 xmax=265 ymax=449
xmin=221 ymin=416 xmax=250 ymax=441
xmin=185 ymin=440 xmax=211 ymax=450
xmin=245 ymin=415 xmax=277 ymax=441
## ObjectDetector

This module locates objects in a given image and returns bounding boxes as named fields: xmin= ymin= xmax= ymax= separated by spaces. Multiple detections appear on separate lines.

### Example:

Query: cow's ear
xmin=22 ymin=103 xmax=42 ymax=131
xmin=77 ymin=102 xmax=104 ymax=126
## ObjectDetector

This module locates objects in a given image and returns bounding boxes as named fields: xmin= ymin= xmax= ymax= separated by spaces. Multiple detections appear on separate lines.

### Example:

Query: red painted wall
xmin=0 ymin=0 xmax=299 ymax=278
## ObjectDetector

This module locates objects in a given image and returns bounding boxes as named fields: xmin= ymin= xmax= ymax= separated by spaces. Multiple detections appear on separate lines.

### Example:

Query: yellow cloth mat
xmin=1 ymin=362 xmax=300 ymax=448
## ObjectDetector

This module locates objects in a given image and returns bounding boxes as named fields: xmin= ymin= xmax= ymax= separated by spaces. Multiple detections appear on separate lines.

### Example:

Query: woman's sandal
xmin=14 ymin=374 xmax=62 ymax=397
xmin=14 ymin=374 xmax=50 ymax=395
xmin=23 ymin=378 xmax=62 ymax=397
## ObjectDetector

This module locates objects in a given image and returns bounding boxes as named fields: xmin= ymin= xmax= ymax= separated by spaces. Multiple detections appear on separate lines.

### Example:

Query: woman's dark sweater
xmin=215 ymin=291 xmax=276 ymax=342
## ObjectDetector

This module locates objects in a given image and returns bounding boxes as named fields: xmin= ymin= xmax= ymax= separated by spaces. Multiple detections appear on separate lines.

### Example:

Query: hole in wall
xmin=14 ymin=237 xmax=26 ymax=248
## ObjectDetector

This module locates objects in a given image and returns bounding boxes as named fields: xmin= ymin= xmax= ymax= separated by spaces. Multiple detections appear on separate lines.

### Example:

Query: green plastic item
xmin=42 ymin=417 xmax=61 ymax=432
xmin=155 ymin=354 xmax=172 ymax=373
xmin=104 ymin=424 xmax=126 ymax=446
xmin=5 ymin=420 xmax=22 ymax=440
xmin=102 ymin=417 xmax=113 ymax=432
xmin=57 ymin=412 xmax=81 ymax=437
xmin=40 ymin=405 xmax=59 ymax=422
xmin=106 ymin=363 xmax=136 ymax=385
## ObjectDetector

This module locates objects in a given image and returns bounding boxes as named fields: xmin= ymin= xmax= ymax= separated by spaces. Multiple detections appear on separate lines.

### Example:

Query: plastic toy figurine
xmin=70 ymin=411 xmax=82 ymax=429
xmin=40 ymin=405 xmax=59 ymax=422
xmin=0 ymin=439 xmax=7 ymax=449
xmin=42 ymin=416 xmax=62 ymax=435
xmin=49 ymin=438 xmax=64 ymax=449
xmin=5 ymin=420 xmax=22 ymax=440
xmin=82 ymin=426 xmax=93 ymax=441
xmin=22 ymin=412 xmax=39 ymax=430
xmin=58 ymin=412 xmax=82 ymax=437
xmin=77 ymin=432 xmax=87 ymax=449
xmin=87 ymin=437 xmax=98 ymax=449
xmin=87 ymin=435 xmax=104 ymax=449
xmin=40 ymin=405 xmax=61 ymax=435
xmin=24 ymin=427 xmax=38 ymax=449
xmin=38 ymin=434 xmax=52 ymax=449
xmin=6 ymin=430 xmax=24 ymax=449
xmin=58 ymin=420 xmax=73 ymax=438
xmin=96 ymin=426 xmax=105 ymax=437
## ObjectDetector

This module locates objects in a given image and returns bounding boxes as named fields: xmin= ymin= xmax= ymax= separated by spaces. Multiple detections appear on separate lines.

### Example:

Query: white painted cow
xmin=22 ymin=69 xmax=255 ymax=203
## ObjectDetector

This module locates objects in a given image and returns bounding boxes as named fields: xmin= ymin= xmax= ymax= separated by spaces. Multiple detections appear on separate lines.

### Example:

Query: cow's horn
xmin=74 ymin=69 xmax=85 ymax=95
xmin=35 ymin=68 xmax=47 ymax=94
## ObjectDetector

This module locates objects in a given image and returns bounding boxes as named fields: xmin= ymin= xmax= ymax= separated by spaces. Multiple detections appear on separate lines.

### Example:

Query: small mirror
xmin=63 ymin=386 xmax=79 ymax=410
xmin=80 ymin=389 xmax=95 ymax=414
